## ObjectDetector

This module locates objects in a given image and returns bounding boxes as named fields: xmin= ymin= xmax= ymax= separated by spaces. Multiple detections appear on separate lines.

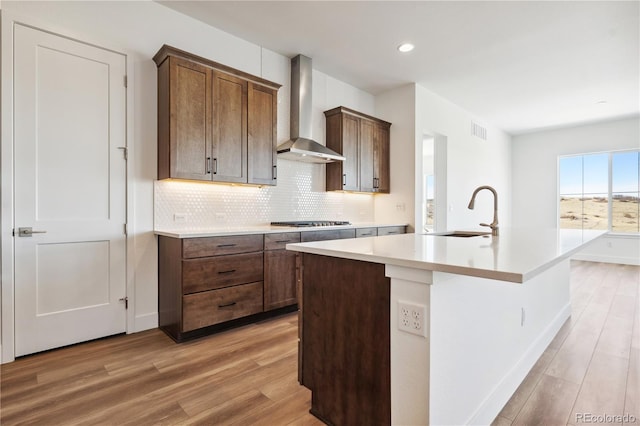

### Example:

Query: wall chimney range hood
xmin=277 ymin=55 xmax=345 ymax=163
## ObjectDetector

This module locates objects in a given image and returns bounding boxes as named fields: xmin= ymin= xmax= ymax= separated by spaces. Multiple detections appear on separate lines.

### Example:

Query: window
xmin=559 ymin=151 xmax=639 ymax=233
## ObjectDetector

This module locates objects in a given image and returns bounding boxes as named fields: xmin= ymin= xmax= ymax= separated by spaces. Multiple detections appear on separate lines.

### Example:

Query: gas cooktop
xmin=270 ymin=221 xmax=351 ymax=228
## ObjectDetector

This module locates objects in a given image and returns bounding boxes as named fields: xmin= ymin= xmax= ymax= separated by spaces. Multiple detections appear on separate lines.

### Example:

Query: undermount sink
xmin=434 ymin=231 xmax=492 ymax=238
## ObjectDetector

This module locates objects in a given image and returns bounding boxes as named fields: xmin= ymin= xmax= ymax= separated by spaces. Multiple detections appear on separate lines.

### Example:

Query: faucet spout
xmin=467 ymin=185 xmax=499 ymax=236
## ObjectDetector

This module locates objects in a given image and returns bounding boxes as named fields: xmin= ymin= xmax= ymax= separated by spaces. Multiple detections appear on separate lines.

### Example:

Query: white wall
xmin=374 ymin=85 xmax=417 ymax=228
xmin=1 ymin=0 xmax=376 ymax=335
xmin=375 ymin=84 xmax=512 ymax=232
xmin=512 ymin=117 xmax=640 ymax=264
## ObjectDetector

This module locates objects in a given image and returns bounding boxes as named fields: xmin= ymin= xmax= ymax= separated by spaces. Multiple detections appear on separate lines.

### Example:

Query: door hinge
xmin=124 ymin=223 xmax=128 ymax=235
xmin=119 ymin=296 xmax=128 ymax=309
xmin=117 ymin=146 xmax=128 ymax=160
xmin=124 ymin=75 xmax=128 ymax=88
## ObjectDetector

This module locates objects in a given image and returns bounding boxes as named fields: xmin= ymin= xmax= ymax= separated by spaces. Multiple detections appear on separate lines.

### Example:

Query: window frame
xmin=557 ymin=149 xmax=639 ymax=235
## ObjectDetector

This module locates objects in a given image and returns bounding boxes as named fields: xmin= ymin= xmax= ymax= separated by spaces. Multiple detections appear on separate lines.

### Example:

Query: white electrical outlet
xmin=173 ymin=213 xmax=187 ymax=223
xmin=398 ymin=301 xmax=427 ymax=337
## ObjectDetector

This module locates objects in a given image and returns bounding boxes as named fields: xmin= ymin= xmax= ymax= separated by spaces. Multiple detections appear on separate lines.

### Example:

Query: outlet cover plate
xmin=398 ymin=301 xmax=427 ymax=337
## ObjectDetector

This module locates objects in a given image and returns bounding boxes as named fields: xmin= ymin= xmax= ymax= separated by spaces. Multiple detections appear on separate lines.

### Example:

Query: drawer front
xmin=182 ymin=234 xmax=263 ymax=258
xmin=301 ymin=229 xmax=356 ymax=242
xmin=356 ymin=227 xmax=377 ymax=238
xmin=377 ymin=226 xmax=406 ymax=236
xmin=182 ymin=282 xmax=263 ymax=331
xmin=264 ymin=232 xmax=301 ymax=251
xmin=182 ymin=252 xmax=263 ymax=294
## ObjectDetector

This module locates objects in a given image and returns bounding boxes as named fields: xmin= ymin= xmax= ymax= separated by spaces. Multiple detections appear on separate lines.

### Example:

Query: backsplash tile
xmin=155 ymin=159 xmax=375 ymax=230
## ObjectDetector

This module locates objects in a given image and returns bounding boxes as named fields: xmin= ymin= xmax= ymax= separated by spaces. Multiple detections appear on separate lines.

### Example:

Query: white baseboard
xmin=467 ymin=303 xmax=571 ymax=425
xmin=572 ymin=254 xmax=640 ymax=266
xmin=131 ymin=312 xmax=158 ymax=333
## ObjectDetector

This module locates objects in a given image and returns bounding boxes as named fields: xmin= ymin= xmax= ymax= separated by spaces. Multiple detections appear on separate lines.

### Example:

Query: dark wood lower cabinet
xmin=264 ymin=250 xmax=298 ymax=310
xmin=159 ymin=228 xmax=403 ymax=343
xmin=182 ymin=281 xmax=263 ymax=331
xmin=301 ymin=253 xmax=391 ymax=426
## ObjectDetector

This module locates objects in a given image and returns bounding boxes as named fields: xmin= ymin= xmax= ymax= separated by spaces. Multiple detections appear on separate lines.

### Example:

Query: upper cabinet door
xmin=373 ymin=122 xmax=390 ymax=193
xmin=248 ymin=83 xmax=277 ymax=186
xmin=359 ymin=119 xmax=375 ymax=193
xmin=341 ymin=115 xmax=360 ymax=191
xmin=160 ymin=57 xmax=212 ymax=181
xmin=212 ymin=71 xmax=247 ymax=183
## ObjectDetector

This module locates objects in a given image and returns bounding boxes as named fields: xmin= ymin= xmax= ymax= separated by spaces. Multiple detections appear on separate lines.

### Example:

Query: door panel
xmin=374 ymin=123 xmax=390 ymax=193
xmin=14 ymin=24 xmax=127 ymax=356
xmin=359 ymin=119 xmax=375 ymax=192
xmin=342 ymin=115 xmax=359 ymax=191
xmin=171 ymin=58 xmax=211 ymax=180
xmin=248 ymin=83 xmax=277 ymax=185
xmin=36 ymin=241 xmax=110 ymax=314
xmin=213 ymin=71 xmax=247 ymax=183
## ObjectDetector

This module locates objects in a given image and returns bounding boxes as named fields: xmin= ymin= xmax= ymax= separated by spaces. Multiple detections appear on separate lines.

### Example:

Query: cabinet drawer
xmin=301 ymin=229 xmax=356 ymax=242
xmin=182 ymin=282 xmax=263 ymax=332
xmin=377 ymin=226 xmax=406 ymax=236
xmin=356 ymin=227 xmax=377 ymax=238
xmin=264 ymin=232 xmax=301 ymax=250
xmin=182 ymin=252 xmax=263 ymax=294
xmin=183 ymin=234 xmax=263 ymax=258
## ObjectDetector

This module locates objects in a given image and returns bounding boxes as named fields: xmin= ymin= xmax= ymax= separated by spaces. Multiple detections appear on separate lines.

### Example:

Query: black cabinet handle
xmin=275 ymin=240 xmax=291 ymax=243
xmin=206 ymin=157 xmax=212 ymax=174
xmin=218 ymin=302 xmax=237 ymax=308
xmin=373 ymin=177 xmax=379 ymax=189
xmin=213 ymin=158 xmax=218 ymax=174
xmin=343 ymin=174 xmax=347 ymax=186
xmin=217 ymin=244 xmax=237 ymax=248
xmin=273 ymin=165 xmax=277 ymax=180
xmin=217 ymin=269 xmax=236 ymax=274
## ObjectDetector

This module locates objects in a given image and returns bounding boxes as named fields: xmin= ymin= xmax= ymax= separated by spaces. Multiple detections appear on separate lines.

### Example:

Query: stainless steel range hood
xmin=277 ymin=55 xmax=345 ymax=163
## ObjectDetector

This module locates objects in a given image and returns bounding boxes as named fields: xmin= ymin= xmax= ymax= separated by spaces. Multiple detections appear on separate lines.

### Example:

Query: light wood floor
xmin=494 ymin=261 xmax=640 ymax=426
xmin=0 ymin=261 xmax=638 ymax=425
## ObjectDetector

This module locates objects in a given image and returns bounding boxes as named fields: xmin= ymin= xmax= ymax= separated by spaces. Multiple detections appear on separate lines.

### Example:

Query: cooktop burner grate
xmin=270 ymin=221 xmax=351 ymax=227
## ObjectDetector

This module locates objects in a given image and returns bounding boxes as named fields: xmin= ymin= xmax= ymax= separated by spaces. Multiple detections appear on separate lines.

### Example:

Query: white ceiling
xmin=158 ymin=1 xmax=639 ymax=135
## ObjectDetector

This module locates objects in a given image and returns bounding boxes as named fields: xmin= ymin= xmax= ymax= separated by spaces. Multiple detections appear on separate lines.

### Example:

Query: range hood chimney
xmin=277 ymin=55 xmax=345 ymax=163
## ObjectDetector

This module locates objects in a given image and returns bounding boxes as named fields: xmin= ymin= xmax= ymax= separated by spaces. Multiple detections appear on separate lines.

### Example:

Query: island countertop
xmin=286 ymin=228 xmax=606 ymax=283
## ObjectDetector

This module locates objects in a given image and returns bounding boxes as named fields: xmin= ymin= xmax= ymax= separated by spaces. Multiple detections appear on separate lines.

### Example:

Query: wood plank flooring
xmin=495 ymin=261 xmax=640 ymax=426
xmin=0 ymin=261 xmax=638 ymax=425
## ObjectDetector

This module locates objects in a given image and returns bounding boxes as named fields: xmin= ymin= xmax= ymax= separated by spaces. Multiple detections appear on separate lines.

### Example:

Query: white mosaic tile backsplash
xmin=155 ymin=159 xmax=375 ymax=230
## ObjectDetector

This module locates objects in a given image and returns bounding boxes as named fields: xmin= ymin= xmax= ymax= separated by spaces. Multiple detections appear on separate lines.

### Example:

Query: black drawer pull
xmin=218 ymin=302 xmax=237 ymax=308
xmin=275 ymin=240 xmax=291 ymax=243
xmin=360 ymin=233 xmax=373 ymax=236
xmin=217 ymin=244 xmax=237 ymax=248
xmin=218 ymin=269 xmax=236 ymax=274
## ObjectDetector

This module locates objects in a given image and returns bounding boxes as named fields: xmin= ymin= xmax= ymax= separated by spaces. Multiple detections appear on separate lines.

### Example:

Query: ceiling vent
xmin=471 ymin=121 xmax=487 ymax=141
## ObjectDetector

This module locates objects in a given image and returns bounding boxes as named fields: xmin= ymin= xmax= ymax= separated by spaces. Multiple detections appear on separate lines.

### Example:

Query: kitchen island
xmin=287 ymin=228 xmax=605 ymax=425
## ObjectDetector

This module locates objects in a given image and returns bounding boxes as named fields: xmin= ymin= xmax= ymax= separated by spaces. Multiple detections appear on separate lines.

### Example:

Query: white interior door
xmin=13 ymin=24 xmax=128 ymax=357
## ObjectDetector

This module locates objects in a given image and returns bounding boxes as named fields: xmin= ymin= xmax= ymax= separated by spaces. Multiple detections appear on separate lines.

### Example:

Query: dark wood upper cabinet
xmin=248 ymin=83 xmax=278 ymax=185
xmin=212 ymin=72 xmax=247 ymax=183
xmin=324 ymin=106 xmax=391 ymax=193
xmin=374 ymin=121 xmax=391 ymax=193
xmin=154 ymin=45 xmax=281 ymax=185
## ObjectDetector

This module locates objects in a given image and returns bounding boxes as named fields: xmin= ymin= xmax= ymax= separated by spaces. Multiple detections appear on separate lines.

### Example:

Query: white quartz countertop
xmin=154 ymin=222 xmax=407 ymax=238
xmin=286 ymin=228 xmax=606 ymax=283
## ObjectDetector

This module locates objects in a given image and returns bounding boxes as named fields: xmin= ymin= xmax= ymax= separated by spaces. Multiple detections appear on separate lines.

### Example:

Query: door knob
xmin=17 ymin=227 xmax=47 ymax=237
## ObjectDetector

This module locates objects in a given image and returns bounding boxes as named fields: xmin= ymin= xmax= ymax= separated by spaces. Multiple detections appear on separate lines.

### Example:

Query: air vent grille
xmin=471 ymin=121 xmax=487 ymax=140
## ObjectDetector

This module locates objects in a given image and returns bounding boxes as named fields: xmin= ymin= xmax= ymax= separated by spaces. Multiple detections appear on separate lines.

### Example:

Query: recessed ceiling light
xmin=398 ymin=43 xmax=415 ymax=53
xmin=595 ymin=100 xmax=608 ymax=105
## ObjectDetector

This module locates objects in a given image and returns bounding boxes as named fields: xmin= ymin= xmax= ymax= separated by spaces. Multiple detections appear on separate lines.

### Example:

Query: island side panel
xmin=301 ymin=253 xmax=391 ymax=426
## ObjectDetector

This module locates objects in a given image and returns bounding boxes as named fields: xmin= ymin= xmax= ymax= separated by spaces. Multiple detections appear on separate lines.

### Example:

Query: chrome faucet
xmin=467 ymin=185 xmax=499 ymax=236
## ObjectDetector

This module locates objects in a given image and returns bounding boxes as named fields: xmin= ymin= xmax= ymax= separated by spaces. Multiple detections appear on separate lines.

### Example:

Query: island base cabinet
xmin=300 ymin=253 xmax=391 ymax=426
xmin=182 ymin=282 xmax=263 ymax=332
